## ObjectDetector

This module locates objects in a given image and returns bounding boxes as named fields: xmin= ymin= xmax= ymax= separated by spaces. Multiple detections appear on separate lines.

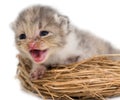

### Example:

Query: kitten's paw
xmin=30 ymin=65 xmax=46 ymax=80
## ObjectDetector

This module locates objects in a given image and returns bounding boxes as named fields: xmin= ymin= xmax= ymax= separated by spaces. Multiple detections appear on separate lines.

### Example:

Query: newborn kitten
xmin=12 ymin=5 xmax=120 ymax=79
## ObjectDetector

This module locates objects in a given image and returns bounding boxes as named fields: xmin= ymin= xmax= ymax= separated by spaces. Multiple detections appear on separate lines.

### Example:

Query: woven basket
xmin=17 ymin=54 xmax=120 ymax=100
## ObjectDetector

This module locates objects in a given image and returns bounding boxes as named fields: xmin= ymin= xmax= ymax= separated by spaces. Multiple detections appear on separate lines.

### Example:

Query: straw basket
xmin=17 ymin=54 xmax=120 ymax=100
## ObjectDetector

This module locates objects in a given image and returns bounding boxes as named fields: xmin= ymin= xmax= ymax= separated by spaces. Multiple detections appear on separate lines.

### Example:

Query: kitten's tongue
xmin=30 ymin=50 xmax=47 ymax=63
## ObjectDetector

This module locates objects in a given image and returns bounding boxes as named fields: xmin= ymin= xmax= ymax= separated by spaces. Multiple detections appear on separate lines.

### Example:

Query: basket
xmin=17 ymin=54 xmax=120 ymax=100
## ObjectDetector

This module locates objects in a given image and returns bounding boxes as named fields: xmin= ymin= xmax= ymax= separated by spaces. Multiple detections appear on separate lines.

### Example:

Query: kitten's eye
xmin=19 ymin=33 xmax=26 ymax=39
xmin=40 ymin=31 xmax=49 ymax=36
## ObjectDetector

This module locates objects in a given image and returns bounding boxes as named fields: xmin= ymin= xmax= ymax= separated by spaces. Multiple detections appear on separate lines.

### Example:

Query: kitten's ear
xmin=54 ymin=14 xmax=69 ymax=33
xmin=10 ymin=22 xmax=16 ymax=32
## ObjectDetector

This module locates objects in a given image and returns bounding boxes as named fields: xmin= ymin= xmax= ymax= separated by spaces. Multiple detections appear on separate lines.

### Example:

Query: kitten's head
xmin=12 ymin=5 xmax=70 ymax=64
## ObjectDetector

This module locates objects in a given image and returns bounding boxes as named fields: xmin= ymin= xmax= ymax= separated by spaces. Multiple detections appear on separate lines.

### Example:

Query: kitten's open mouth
xmin=29 ymin=49 xmax=48 ymax=63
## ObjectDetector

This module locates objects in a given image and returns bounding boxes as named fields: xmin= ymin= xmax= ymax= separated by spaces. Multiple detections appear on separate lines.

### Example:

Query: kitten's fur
xmin=12 ymin=5 xmax=120 ymax=79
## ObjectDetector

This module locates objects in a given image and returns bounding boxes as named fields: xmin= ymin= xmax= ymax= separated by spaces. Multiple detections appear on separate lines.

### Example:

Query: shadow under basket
xmin=17 ymin=54 xmax=120 ymax=100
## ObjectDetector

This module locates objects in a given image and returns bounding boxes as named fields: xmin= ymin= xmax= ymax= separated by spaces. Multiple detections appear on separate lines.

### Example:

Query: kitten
xmin=12 ymin=5 xmax=120 ymax=79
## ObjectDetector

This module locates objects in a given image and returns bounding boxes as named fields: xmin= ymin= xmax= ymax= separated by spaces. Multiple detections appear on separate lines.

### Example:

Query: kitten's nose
xmin=28 ymin=42 xmax=37 ymax=49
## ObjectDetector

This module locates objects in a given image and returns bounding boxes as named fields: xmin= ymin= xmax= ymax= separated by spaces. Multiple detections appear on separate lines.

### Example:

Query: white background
xmin=0 ymin=0 xmax=120 ymax=100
